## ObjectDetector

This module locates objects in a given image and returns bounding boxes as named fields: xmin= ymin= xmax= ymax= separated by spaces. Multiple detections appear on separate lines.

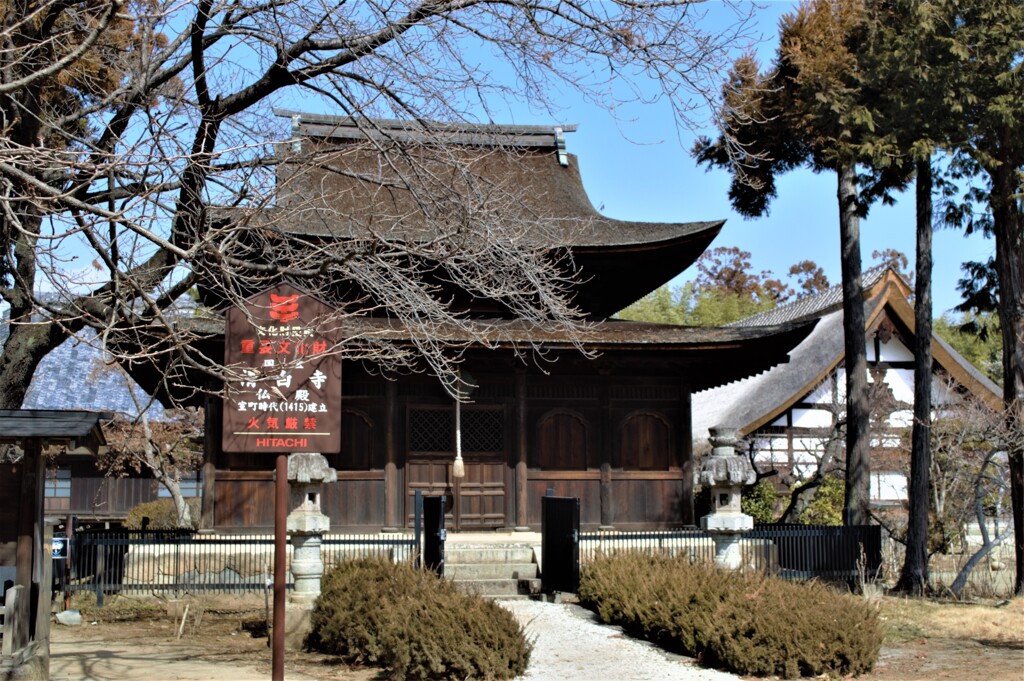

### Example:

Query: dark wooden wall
xmin=210 ymin=357 xmax=695 ymax=531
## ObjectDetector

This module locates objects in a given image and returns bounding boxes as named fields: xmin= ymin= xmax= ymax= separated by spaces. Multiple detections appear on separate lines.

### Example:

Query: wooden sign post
xmin=222 ymin=284 xmax=341 ymax=681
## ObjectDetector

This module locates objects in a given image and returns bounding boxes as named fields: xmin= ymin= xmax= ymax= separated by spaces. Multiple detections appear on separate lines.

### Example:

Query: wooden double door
xmin=406 ymin=405 xmax=507 ymax=530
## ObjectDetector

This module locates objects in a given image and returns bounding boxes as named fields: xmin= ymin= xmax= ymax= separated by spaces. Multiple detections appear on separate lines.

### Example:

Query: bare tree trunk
xmin=896 ymin=159 xmax=934 ymax=594
xmin=0 ymin=323 xmax=69 ymax=408
xmin=990 ymin=128 xmax=1024 ymax=596
xmin=951 ymin=453 xmax=1011 ymax=599
xmin=838 ymin=163 xmax=871 ymax=526
xmin=139 ymin=412 xmax=193 ymax=528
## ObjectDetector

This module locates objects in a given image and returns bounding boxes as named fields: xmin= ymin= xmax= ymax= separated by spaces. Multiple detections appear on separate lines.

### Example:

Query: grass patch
xmin=876 ymin=596 xmax=1024 ymax=647
xmin=578 ymin=553 xmax=882 ymax=679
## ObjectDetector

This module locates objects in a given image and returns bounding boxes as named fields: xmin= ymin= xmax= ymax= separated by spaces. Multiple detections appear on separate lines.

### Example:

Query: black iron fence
xmin=748 ymin=523 xmax=882 ymax=582
xmin=579 ymin=527 xmax=717 ymax=565
xmin=576 ymin=524 xmax=882 ymax=585
xmin=56 ymin=530 xmax=419 ymax=605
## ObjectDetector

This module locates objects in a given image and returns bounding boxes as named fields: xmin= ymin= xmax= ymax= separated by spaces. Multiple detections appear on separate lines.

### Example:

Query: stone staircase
xmin=444 ymin=542 xmax=541 ymax=599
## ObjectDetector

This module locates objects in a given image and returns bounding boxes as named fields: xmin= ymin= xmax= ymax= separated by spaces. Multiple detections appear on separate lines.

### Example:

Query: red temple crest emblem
xmin=269 ymin=293 xmax=300 ymax=323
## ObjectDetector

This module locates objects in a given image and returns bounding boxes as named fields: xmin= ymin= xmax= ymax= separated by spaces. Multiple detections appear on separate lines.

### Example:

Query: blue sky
xmin=533 ymin=1 xmax=993 ymax=316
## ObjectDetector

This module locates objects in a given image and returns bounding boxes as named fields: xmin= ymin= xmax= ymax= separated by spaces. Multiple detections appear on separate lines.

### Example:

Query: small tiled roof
xmin=728 ymin=264 xmax=891 ymax=327
xmin=0 ymin=409 xmax=110 ymax=450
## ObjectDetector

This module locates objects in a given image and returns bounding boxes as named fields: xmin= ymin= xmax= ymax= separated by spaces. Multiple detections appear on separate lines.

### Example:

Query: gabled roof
xmin=692 ymin=267 xmax=1002 ymax=444
xmin=726 ymin=264 xmax=894 ymax=327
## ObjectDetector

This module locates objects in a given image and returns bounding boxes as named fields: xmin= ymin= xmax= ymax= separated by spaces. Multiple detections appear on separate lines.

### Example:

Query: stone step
xmin=443 ymin=545 xmax=535 ymax=564
xmin=453 ymin=577 xmax=541 ymax=598
xmin=444 ymin=562 xmax=538 ymax=580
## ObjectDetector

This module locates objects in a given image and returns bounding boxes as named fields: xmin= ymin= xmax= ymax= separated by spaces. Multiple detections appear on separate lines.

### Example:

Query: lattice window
xmin=45 ymin=468 xmax=71 ymax=498
xmin=409 ymin=408 xmax=453 ymax=452
xmin=463 ymin=409 xmax=504 ymax=452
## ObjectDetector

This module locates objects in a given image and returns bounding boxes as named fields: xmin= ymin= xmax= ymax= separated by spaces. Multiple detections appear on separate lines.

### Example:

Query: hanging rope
xmin=453 ymin=368 xmax=465 ymax=478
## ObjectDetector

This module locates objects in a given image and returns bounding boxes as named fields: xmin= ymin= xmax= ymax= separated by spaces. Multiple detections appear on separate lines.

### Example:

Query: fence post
xmin=94 ymin=538 xmax=104 ymax=608
xmin=423 ymin=495 xmax=446 ymax=576
xmin=414 ymin=490 xmax=422 ymax=569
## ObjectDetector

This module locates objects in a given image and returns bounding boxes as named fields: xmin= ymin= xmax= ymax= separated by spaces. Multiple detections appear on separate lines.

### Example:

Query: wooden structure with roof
xmin=692 ymin=267 xmax=1002 ymax=507
xmin=133 ymin=114 xmax=814 ymax=532
xmin=0 ymin=410 xmax=109 ymax=678
xmin=0 ymin=318 xmax=170 ymax=524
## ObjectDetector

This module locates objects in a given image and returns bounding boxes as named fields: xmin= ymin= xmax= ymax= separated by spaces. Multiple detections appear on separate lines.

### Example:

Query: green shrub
xmin=124 ymin=498 xmax=199 ymax=529
xmin=578 ymin=553 xmax=881 ymax=679
xmin=796 ymin=475 xmax=845 ymax=526
xmin=742 ymin=479 xmax=780 ymax=523
xmin=307 ymin=558 xmax=531 ymax=680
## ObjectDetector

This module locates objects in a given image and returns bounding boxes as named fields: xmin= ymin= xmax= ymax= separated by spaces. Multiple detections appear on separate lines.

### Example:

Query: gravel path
xmin=500 ymin=600 xmax=742 ymax=681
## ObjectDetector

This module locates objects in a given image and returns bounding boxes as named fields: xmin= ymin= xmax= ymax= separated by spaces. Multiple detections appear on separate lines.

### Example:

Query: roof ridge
xmin=273 ymin=109 xmax=578 ymax=137
xmin=727 ymin=263 xmax=898 ymax=327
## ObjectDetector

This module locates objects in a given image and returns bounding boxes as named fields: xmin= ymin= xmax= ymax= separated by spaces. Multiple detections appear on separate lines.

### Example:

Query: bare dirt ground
xmin=48 ymin=595 xmax=1024 ymax=681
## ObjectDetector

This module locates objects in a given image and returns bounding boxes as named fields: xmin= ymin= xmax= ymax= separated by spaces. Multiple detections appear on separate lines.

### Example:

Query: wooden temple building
xmin=128 ymin=114 xmax=814 ymax=532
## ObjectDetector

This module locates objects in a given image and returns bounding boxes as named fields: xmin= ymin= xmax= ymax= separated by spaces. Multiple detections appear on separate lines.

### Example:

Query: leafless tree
xmin=925 ymin=388 xmax=1016 ymax=598
xmin=745 ymin=368 xmax=899 ymax=523
xmin=0 ymin=0 xmax=756 ymax=409
xmin=94 ymin=366 xmax=203 ymax=527
xmin=101 ymin=405 xmax=204 ymax=528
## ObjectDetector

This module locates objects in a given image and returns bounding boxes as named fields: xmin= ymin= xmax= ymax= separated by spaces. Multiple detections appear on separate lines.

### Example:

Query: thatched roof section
xmin=692 ymin=267 xmax=1002 ymax=444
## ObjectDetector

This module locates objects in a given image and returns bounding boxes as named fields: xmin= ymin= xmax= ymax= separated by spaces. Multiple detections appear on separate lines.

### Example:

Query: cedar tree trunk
xmin=838 ymin=163 xmax=871 ymax=526
xmin=896 ymin=159 xmax=934 ymax=594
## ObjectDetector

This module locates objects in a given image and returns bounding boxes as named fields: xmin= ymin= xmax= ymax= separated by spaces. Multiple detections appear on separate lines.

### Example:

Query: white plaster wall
xmin=791 ymin=407 xmax=834 ymax=429
xmin=882 ymin=367 xmax=915 ymax=403
xmin=805 ymin=379 xmax=836 ymax=405
xmin=878 ymin=337 xmax=914 ymax=362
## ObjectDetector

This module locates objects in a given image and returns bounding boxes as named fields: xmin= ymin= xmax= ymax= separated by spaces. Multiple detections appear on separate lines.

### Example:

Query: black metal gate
xmin=541 ymin=495 xmax=579 ymax=593
xmin=422 ymin=495 xmax=447 ymax=577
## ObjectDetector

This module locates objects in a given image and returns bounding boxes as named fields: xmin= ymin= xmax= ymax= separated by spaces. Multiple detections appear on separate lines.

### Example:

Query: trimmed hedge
xmin=578 ymin=553 xmax=881 ymax=679
xmin=124 ymin=498 xmax=199 ymax=529
xmin=307 ymin=558 xmax=531 ymax=680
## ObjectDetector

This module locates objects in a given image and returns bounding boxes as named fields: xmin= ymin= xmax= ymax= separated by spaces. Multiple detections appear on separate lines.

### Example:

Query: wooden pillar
xmin=200 ymin=397 xmax=220 ymax=531
xmin=514 ymin=371 xmax=529 ymax=530
xmin=383 ymin=380 xmax=400 ymax=530
xmin=15 ymin=438 xmax=44 ymax=642
xmin=679 ymin=382 xmax=694 ymax=526
xmin=599 ymin=373 xmax=614 ymax=529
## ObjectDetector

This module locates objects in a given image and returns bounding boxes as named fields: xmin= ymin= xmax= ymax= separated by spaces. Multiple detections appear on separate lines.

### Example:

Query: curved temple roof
xmin=210 ymin=112 xmax=723 ymax=317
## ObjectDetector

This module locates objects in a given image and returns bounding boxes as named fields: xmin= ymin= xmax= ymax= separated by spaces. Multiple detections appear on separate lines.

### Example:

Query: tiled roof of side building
xmin=727 ymin=264 xmax=892 ymax=327
xmin=1 ymin=310 xmax=166 ymax=419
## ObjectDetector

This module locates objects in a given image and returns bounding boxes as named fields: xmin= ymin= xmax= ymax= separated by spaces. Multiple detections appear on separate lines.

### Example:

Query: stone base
xmin=701 ymin=514 xmax=753 ymax=532
xmin=284 ymin=604 xmax=314 ymax=652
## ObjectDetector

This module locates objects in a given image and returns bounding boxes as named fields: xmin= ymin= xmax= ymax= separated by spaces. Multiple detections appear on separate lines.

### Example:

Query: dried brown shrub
xmin=307 ymin=558 xmax=531 ymax=680
xmin=578 ymin=553 xmax=882 ymax=678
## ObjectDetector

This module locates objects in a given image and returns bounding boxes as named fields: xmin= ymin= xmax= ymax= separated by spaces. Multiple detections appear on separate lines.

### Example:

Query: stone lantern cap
xmin=698 ymin=427 xmax=756 ymax=488
xmin=286 ymin=452 xmax=338 ymax=484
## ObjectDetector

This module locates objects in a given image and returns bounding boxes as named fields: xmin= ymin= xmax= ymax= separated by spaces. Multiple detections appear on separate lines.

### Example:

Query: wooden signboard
xmin=222 ymin=283 xmax=341 ymax=454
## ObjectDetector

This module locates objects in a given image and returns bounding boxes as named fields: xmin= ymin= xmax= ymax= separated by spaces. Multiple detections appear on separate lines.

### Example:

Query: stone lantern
xmin=285 ymin=453 xmax=337 ymax=605
xmin=699 ymin=427 xmax=756 ymax=569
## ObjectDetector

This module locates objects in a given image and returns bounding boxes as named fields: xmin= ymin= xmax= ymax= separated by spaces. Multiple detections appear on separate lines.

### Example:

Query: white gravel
xmin=500 ymin=599 xmax=742 ymax=681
